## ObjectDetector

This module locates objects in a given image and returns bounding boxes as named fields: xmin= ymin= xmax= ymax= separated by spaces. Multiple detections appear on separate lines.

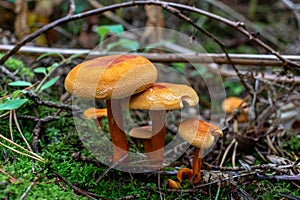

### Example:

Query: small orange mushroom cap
xmin=167 ymin=179 xmax=181 ymax=189
xmin=64 ymin=55 xmax=158 ymax=99
xmin=128 ymin=126 xmax=152 ymax=139
xmin=129 ymin=83 xmax=199 ymax=110
xmin=221 ymin=97 xmax=244 ymax=113
xmin=221 ymin=97 xmax=248 ymax=122
xmin=178 ymin=119 xmax=223 ymax=149
xmin=83 ymin=108 xmax=107 ymax=119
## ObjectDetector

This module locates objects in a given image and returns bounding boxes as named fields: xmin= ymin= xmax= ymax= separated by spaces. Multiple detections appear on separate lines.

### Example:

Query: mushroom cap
xmin=221 ymin=97 xmax=248 ymax=122
xmin=64 ymin=55 xmax=158 ymax=99
xmin=178 ymin=118 xmax=223 ymax=149
xmin=167 ymin=179 xmax=181 ymax=189
xmin=129 ymin=83 xmax=199 ymax=110
xmin=83 ymin=108 xmax=107 ymax=119
xmin=129 ymin=126 xmax=152 ymax=139
xmin=221 ymin=97 xmax=244 ymax=113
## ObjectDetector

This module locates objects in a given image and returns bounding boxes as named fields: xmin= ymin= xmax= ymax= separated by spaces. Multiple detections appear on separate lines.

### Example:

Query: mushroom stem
xmin=106 ymin=99 xmax=128 ymax=163
xmin=143 ymin=140 xmax=152 ymax=154
xmin=192 ymin=148 xmax=203 ymax=184
xmin=96 ymin=118 xmax=103 ymax=129
xmin=176 ymin=167 xmax=194 ymax=183
xmin=149 ymin=110 xmax=166 ymax=168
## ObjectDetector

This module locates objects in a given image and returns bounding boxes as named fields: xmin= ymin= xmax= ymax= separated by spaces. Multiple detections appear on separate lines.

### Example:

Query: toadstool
xmin=129 ymin=82 xmax=199 ymax=168
xmin=128 ymin=126 xmax=152 ymax=154
xmin=64 ymin=55 xmax=158 ymax=163
xmin=167 ymin=167 xmax=194 ymax=189
xmin=167 ymin=179 xmax=181 ymax=189
xmin=83 ymin=107 xmax=107 ymax=129
xmin=178 ymin=118 xmax=223 ymax=183
xmin=221 ymin=97 xmax=247 ymax=122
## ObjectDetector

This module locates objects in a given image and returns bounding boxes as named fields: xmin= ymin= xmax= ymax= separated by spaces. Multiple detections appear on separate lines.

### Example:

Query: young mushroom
xmin=178 ymin=118 xmax=223 ymax=183
xmin=64 ymin=55 xmax=158 ymax=163
xmin=129 ymin=82 xmax=199 ymax=168
xmin=128 ymin=126 xmax=152 ymax=154
xmin=221 ymin=97 xmax=247 ymax=122
xmin=83 ymin=107 xmax=107 ymax=129
xmin=167 ymin=167 xmax=193 ymax=189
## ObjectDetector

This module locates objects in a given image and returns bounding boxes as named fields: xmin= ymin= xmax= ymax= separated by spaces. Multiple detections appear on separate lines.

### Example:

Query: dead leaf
xmin=34 ymin=0 xmax=63 ymax=18
xmin=14 ymin=0 xmax=29 ymax=40
xmin=141 ymin=5 xmax=165 ymax=53
xmin=266 ymin=155 xmax=292 ymax=165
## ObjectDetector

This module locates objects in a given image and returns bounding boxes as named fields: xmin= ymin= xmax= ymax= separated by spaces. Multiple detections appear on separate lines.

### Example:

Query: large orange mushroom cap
xmin=64 ymin=55 xmax=158 ymax=99
xmin=178 ymin=118 xmax=223 ymax=149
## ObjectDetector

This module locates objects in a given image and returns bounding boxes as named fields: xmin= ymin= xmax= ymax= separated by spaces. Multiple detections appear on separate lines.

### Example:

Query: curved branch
xmin=1 ymin=0 xmax=299 ymax=72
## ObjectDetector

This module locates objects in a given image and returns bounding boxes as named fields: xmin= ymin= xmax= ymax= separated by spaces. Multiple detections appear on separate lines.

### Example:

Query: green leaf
xmin=0 ymin=99 xmax=28 ymax=111
xmin=40 ymin=76 xmax=60 ymax=91
xmin=8 ymin=81 xmax=32 ymax=87
xmin=33 ymin=67 xmax=47 ymax=75
xmin=97 ymin=26 xmax=110 ymax=42
xmin=97 ymin=24 xmax=124 ymax=43
xmin=103 ymin=24 xmax=124 ymax=35
xmin=171 ymin=63 xmax=186 ymax=74
xmin=47 ymin=62 xmax=59 ymax=72
xmin=11 ymin=90 xmax=23 ymax=99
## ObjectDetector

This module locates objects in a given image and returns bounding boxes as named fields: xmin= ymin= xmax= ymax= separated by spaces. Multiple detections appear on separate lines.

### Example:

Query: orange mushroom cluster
xmin=129 ymin=82 xmax=199 ymax=168
xmin=64 ymin=54 xmax=222 ymax=182
xmin=65 ymin=55 xmax=158 ymax=163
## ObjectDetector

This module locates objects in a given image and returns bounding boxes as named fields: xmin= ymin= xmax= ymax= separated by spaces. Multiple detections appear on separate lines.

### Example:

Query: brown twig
xmin=32 ymin=121 xmax=42 ymax=153
xmin=0 ymin=0 xmax=299 ymax=72
xmin=2 ymin=44 xmax=300 ymax=66
xmin=204 ymin=162 xmax=300 ymax=172
xmin=68 ymin=0 xmax=75 ymax=16
xmin=160 ymin=1 xmax=300 ymax=70
xmin=160 ymin=4 xmax=252 ymax=93
xmin=0 ymin=65 xmax=77 ymax=111
xmin=52 ymin=171 xmax=101 ymax=200
xmin=17 ymin=114 xmax=60 ymax=152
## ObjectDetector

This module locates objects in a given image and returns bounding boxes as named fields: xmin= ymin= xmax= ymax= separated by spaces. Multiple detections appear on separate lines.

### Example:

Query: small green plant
xmin=0 ymin=53 xmax=34 ymax=78
xmin=96 ymin=24 xmax=139 ymax=51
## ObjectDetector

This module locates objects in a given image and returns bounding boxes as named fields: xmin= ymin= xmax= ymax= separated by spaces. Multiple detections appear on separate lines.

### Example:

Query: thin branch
xmin=68 ymin=0 xmax=75 ymax=16
xmin=159 ymin=1 xmax=300 ymax=70
xmin=53 ymin=171 xmax=101 ymax=200
xmin=0 ymin=0 xmax=299 ymax=72
xmin=2 ymin=44 xmax=300 ymax=66
xmin=160 ymin=3 xmax=252 ymax=93
xmin=0 ymin=65 xmax=77 ymax=111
